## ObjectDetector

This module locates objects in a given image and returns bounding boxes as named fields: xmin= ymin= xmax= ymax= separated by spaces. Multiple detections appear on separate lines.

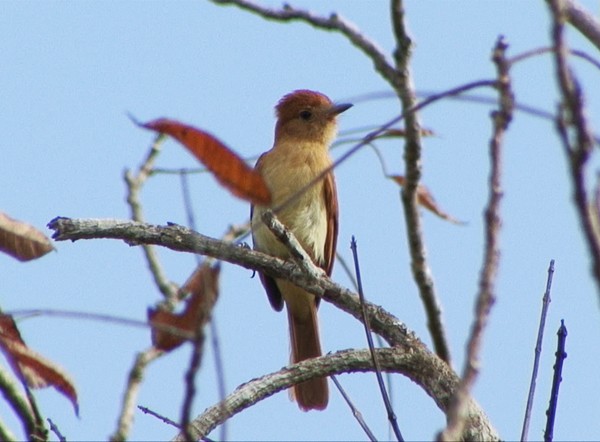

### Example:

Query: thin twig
xmin=10 ymin=308 xmax=194 ymax=341
xmin=47 ymin=418 xmax=66 ymax=442
xmin=331 ymin=375 xmax=377 ymax=442
xmin=138 ymin=405 xmax=180 ymax=428
xmin=508 ymin=45 xmax=600 ymax=71
xmin=349 ymin=88 xmax=600 ymax=146
xmin=440 ymin=35 xmax=513 ymax=441
xmin=521 ymin=259 xmax=556 ymax=442
xmin=351 ymin=237 xmax=403 ymax=441
xmin=179 ymin=263 xmax=220 ymax=440
xmin=110 ymin=348 xmax=162 ymax=441
xmin=544 ymin=320 xmax=568 ymax=442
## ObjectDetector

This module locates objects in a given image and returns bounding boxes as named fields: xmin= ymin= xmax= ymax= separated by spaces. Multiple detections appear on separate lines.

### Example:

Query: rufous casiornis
xmin=251 ymin=90 xmax=351 ymax=411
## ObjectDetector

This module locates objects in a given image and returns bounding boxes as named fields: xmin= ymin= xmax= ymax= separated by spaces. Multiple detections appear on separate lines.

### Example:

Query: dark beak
xmin=328 ymin=102 xmax=353 ymax=116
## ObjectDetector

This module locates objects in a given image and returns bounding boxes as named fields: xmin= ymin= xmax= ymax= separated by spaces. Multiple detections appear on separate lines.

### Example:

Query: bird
xmin=251 ymin=90 xmax=351 ymax=411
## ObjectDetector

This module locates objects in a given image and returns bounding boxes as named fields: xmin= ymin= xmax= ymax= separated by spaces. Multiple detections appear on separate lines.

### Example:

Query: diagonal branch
xmin=563 ymin=0 xmax=600 ymax=51
xmin=48 ymin=217 xmax=412 ymax=348
xmin=210 ymin=0 xmax=399 ymax=87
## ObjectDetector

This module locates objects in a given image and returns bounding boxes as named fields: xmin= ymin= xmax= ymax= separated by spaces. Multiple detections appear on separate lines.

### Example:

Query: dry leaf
xmin=0 ymin=212 xmax=54 ymax=261
xmin=149 ymin=264 xmax=220 ymax=351
xmin=139 ymin=118 xmax=271 ymax=205
xmin=390 ymin=175 xmax=465 ymax=225
xmin=0 ymin=314 xmax=79 ymax=415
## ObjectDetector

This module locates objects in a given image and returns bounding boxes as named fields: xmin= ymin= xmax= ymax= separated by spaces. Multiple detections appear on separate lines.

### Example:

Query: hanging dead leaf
xmin=138 ymin=118 xmax=271 ymax=206
xmin=149 ymin=264 xmax=220 ymax=352
xmin=390 ymin=175 xmax=465 ymax=225
xmin=0 ymin=212 xmax=54 ymax=261
xmin=0 ymin=314 xmax=79 ymax=415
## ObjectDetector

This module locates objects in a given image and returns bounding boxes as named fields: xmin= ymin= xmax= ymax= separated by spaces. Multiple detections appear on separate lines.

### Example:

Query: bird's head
xmin=274 ymin=90 xmax=352 ymax=145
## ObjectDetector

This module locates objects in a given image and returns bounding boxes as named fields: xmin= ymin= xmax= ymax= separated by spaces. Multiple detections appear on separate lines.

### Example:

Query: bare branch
xmin=48 ymin=217 xmax=499 ymax=439
xmin=390 ymin=0 xmax=451 ymax=364
xmin=171 ymin=348 xmax=499 ymax=441
xmin=441 ymin=35 xmax=513 ymax=441
xmin=564 ymin=0 xmax=600 ymax=51
xmin=210 ymin=0 xmax=399 ymax=87
xmin=138 ymin=405 xmax=179 ymax=429
xmin=544 ymin=320 xmax=568 ymax=441
xmin=350 ymin=237 xmax=403 ymax=441
xmin=48 ymin=217 xmax=407 ymax=347
xmin=110 ymin=348 xmax=162 ymax=441
xmin=124 ymin=135 xmax=179 ymax=302
xmin=521 ymin=260 xmax=556 ymax=441
xmin=548 ymin=0 xmax=600 ymax=297
xmin=330 ymin=375 xmax=376 ymax=441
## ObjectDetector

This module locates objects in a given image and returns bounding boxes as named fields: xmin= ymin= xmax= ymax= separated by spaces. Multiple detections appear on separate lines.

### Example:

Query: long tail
xmin=287 ymin=303 xmax=328 ymax=411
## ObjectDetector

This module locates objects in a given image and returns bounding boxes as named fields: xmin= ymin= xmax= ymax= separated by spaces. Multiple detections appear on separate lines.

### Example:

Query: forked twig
xmin=124 ymin=134 xmax=178 ymax=302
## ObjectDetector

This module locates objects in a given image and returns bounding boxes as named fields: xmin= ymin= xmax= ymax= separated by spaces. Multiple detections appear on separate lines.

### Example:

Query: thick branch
xmin=48 ymin=217 xmax=413 ymax=349
xmin=171 ymin=348 xmax=498 ymax=441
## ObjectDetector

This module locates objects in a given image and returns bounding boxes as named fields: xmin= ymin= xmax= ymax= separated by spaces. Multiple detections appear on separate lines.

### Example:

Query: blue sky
xmin=2 ymin=1 xmax=600 ymax=440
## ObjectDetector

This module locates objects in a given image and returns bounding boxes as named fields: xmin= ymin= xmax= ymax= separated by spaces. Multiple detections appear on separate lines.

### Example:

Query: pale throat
xmin=254 ymin=141 xmax=331 ymax=264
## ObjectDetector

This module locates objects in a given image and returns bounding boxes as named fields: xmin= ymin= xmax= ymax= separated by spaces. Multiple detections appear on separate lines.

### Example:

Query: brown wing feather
xmin=322 ymin=170 xmax=338 ymax=276
xmin=317 ymin=171 xmax=338 ymax=308
xmin=251 ymin=154 xmax=284 ymax=312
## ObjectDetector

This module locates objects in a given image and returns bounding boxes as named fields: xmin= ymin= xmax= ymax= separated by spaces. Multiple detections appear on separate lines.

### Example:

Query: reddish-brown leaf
xmin=390 ymin=175 xmax=465 ymax=225
xmin=149 ymin=264 xmax=220 ymax=352
xmin=139 ymin=118 xmax=271 ymax=205
xmin=0 ymin=314 xmax=79 ymax=415
xmin=0 ymin=212 xmax=54 ymax=261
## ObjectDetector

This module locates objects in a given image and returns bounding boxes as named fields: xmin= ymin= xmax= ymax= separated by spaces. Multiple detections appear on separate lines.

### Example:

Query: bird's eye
xmin=299 ymin=110 xmax=312 ymax=120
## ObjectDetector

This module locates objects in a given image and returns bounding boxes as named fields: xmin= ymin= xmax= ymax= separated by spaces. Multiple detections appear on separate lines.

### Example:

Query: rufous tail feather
xmin=287 ymin=304 xmax=328 ymax=411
